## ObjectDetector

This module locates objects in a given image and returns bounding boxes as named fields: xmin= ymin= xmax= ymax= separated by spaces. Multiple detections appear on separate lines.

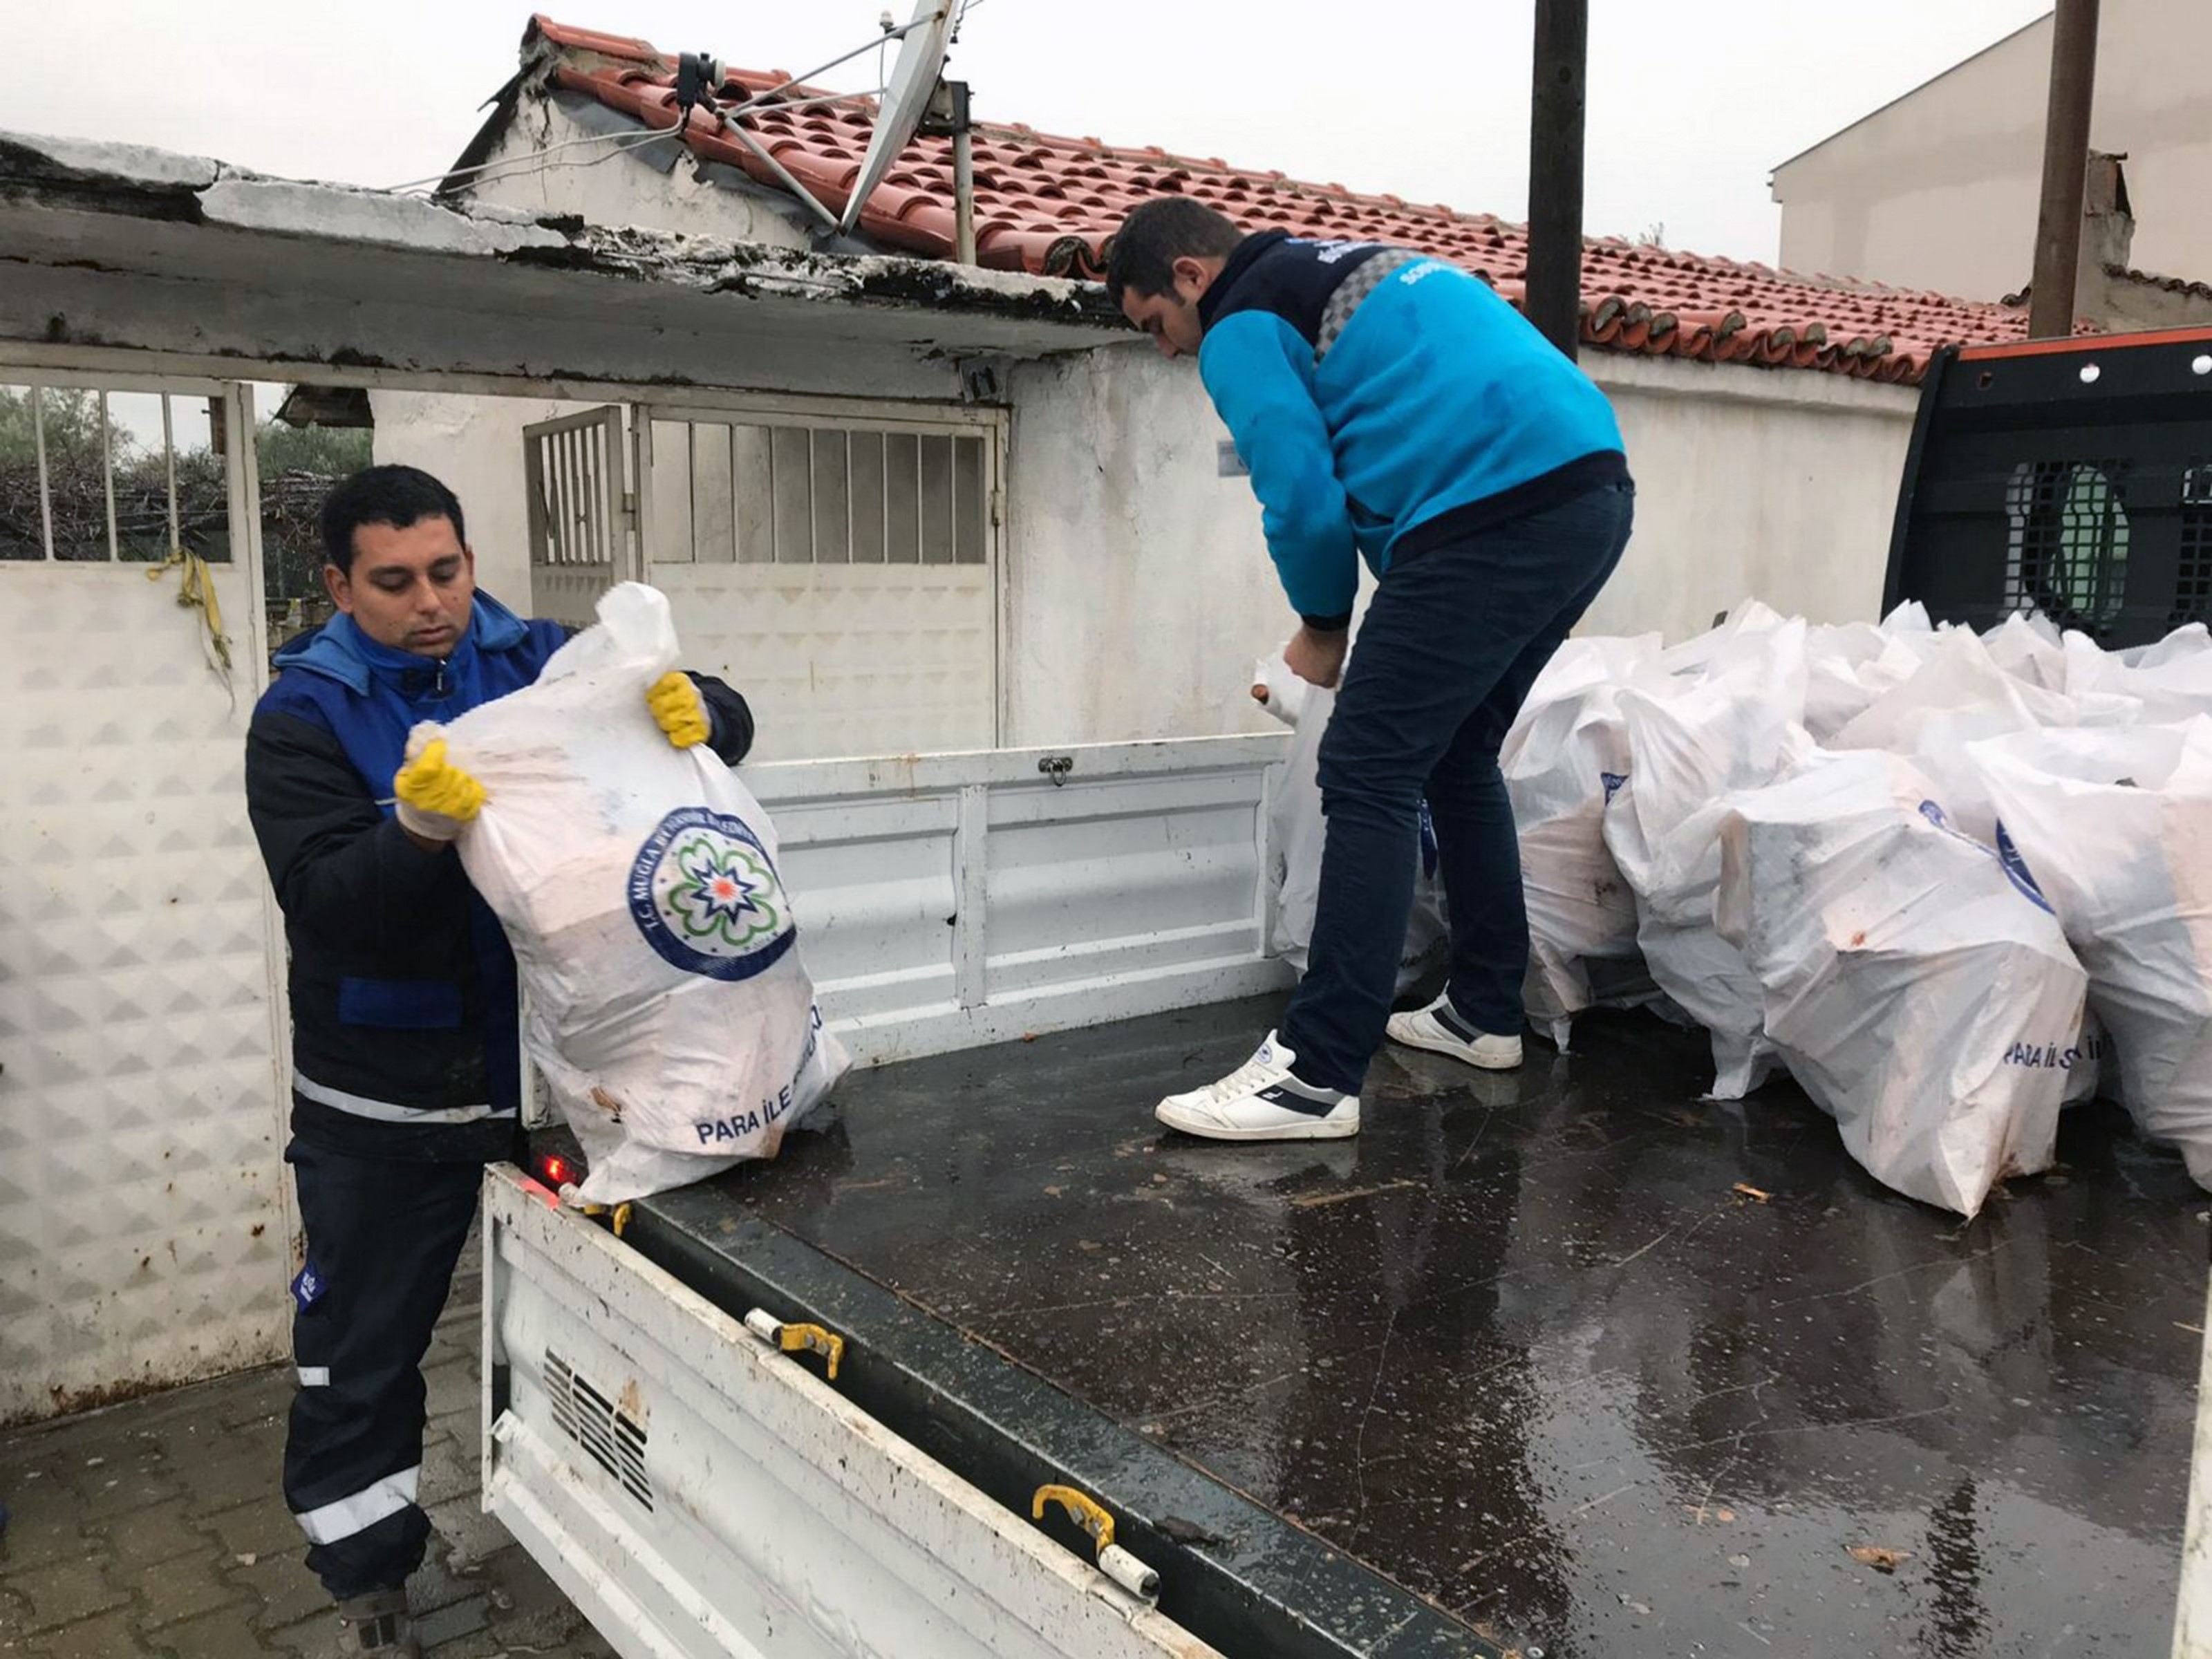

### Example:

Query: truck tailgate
xmin=483 ymin=1161 xmax=1224 ymax=1659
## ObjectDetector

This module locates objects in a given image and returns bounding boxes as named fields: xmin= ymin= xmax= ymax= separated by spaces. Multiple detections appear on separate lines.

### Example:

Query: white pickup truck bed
xmin=484 ymin=737 xmax=2210 ymax=1659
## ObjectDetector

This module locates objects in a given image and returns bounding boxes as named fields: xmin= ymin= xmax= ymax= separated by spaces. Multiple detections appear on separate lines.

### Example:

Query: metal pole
xmin=718 ymin=119 xmax=843 ymax=232
xmin=924 ymin=79 xmax=977 ymax=265
xmin=1525 ymin=0 xmax=1588 ymax=359
xmin=954 ymin=126 xmax=977 ymax=265
xmin=2029 ymin=0 xmax=2101 ymax=339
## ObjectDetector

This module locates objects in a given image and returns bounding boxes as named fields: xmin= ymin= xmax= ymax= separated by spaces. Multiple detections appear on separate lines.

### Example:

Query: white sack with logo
xmin=1714 ymin=751 xmax=2088 ymax=1217
xmin=1253 ymin=653 xmax=1447 ymax=996
xmin=1965 ymin=716 xmax=2212 ymax=1188
xmin=440 ymin=583 xmax=848 ymax=1204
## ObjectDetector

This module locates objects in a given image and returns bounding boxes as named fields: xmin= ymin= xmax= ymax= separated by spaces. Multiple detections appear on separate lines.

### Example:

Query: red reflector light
xmin=539 ymin=1154 xmax=571 ymax=1186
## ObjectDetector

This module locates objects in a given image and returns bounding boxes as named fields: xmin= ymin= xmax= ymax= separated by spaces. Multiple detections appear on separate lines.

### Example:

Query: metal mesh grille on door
xmin=523 ymin=406 xmax=632 ymax=628
xmin=2003 ymin=459 xmax=2133 ymax=635
xmin=2177 ymin=462 xmax=2212 ymax=630
xmin=648 ymin=420 xmax=987 ymax=568
xmin=639 ymin=410 xmax=1000 ymax=760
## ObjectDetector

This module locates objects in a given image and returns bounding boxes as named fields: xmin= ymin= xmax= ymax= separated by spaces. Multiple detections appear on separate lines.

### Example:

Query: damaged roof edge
xmin=0 ymin=127 xmax=1127 ymax=336
xmin=0 ymin=129 xmax=219 ymax=191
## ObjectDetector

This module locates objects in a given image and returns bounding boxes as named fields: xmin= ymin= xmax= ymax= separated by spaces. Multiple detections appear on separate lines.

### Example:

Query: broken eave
xmin=0 ymin=131 xmax=1130 ymax=397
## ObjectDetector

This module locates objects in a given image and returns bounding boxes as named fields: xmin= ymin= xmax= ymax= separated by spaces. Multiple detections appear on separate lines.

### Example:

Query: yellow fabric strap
xmin=148 ymin=547 xmax=234 ymax=677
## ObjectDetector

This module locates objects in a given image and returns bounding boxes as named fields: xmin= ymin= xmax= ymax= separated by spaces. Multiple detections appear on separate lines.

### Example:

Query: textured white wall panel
xmin=660 ymin=563 xmax=997 ymax=762
xmin=0 ymin=563 xmax=290 ymax=1424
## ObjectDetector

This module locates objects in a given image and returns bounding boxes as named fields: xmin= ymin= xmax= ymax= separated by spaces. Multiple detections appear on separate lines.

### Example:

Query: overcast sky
xmin=5 ymin=0 xmax=2050 ymax=265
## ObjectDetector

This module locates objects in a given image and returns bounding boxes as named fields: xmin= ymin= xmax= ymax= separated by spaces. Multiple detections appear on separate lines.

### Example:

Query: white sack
xmin=1255 ymin=654 xmax=1447 ymax=995
xmin=2121 ymin=621 xmax=2211 ymax=671
xmin=2065 ymin=1006 xmax=2110 ymax=1107
xmin=2062 ymin=624 xmax=2212 ymax=724
xmin=1605 ymin=616 xmax=1813 ymax=1096
xmin=443 ymin=583 xmax=849 ymax=1203
xmin=1502 ymin=634 xmax=1660 ymax=1047
xmin=1965 ymin=717 xmax=2212 ymax=1188
xmin=1825 ymin=626 xmax=2134 ymax=840
xmin=1981 ymin=612 xmax=2069 ymax=693
xmin=1794 ymin=602 xmax=1946 ymax=745
xmin=1714 ymin=751 xmax=2088 ymax=1217
xmin=1648 ymin=597 xmax=1790 ymax=679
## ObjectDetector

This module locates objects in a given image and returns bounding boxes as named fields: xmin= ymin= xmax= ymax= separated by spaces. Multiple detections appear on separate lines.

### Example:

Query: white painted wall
xmin=1772 ymin=0 xmax=2212 ymax=298
xmin=372 ymin=390 xmax=588 ymax=612
xmin=1003 ymin=345 xmax=1286 ymax=748
xmin=1579 ymin=353 xmax=1916 ymax=638
xmin=460 ymin=93 xmax=818 ymax=251
xmin=1002 ymin=344 xmax=1915 ymax=747
xmin=1 ymin=542 xmax=290 ymax=1425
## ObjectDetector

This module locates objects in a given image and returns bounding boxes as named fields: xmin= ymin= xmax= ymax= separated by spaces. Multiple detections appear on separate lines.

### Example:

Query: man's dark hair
xmin=1105 ymin=198 xmax=1245 ymax=303
xmin=319 ymin=464 xmax=468 ymax=572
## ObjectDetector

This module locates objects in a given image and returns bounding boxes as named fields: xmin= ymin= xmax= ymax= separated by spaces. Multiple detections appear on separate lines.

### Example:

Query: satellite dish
xmin=838 ymin=0 xmax=957 ymax=236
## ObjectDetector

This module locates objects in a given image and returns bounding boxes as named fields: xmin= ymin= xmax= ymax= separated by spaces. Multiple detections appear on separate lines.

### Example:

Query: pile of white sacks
xmin=1506 ymin=601 xmax=2212 ymax=1215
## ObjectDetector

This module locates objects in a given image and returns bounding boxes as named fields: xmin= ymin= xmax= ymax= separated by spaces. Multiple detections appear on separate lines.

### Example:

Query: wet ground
xmin=0 ymin=1236 xmax=614 ymax=1658
xmin=699 ymin=999 xmax=2209 ymax=1658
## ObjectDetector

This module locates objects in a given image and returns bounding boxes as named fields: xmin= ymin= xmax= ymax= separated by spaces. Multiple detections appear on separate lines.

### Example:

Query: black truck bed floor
xmin=618 ymin=1000 xmax=2206 ymax=1658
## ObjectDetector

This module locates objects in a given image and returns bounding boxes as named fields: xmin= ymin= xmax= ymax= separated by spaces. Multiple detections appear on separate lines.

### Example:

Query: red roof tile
xmin=520 ymin=15 xmax=2059 ymax=384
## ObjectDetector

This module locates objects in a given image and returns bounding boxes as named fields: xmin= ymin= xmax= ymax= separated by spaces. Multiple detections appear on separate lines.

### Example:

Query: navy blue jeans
xmin=1282 ymin=479 xmax=1635 ymax=1093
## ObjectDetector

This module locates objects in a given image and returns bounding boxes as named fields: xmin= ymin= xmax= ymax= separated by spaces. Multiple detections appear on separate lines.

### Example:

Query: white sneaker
xmin=1387 ymin=996 xmax=1524 ymax=1070
xmin=1154 ymin=1032 xmax=1360 ymax=1141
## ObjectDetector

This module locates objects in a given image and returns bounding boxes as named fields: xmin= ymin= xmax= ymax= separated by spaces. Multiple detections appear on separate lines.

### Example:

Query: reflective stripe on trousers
xmin=294 ymin=1464 xmax=421 ymax=1546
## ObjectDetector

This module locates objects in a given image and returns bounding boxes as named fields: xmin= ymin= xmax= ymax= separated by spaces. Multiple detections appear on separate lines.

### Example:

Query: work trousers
xmin=283 ymin=1138 xmax=482 ymax=1598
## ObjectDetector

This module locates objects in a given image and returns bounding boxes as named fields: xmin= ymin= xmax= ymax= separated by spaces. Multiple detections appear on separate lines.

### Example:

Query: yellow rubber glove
xmin=648 ymin=671 xmax=711 ymax=749
xmin=393 ymin=735 xmax=485 ymax=843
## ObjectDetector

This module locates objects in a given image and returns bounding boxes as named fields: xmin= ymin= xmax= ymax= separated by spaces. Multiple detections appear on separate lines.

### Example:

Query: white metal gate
xmin=641 ymin=400 xmax=1002 ymax=762
xmin=0 ymin=372 xmax=290 ymax=1425
xmin=524 ymin=404 xmax=639 ymax=628
xmin=526 ymin=399 xmax=1002 ymax=762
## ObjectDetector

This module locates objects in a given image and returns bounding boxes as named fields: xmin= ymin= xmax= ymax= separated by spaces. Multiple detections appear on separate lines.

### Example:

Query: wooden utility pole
xmin=1526 ymin=0 xmax=1589 ymax=359
xmin=2028 ymin=0 xmax=2101 ymax=339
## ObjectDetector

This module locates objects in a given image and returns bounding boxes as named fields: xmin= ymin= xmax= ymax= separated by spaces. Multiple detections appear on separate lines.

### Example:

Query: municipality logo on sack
xmin=628 ymin=807 xmax=798 ymax=981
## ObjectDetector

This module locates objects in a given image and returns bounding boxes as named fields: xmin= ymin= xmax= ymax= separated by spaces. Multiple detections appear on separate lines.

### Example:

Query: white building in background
xmin=1771 ymin=0 xmax=2212 ymax=306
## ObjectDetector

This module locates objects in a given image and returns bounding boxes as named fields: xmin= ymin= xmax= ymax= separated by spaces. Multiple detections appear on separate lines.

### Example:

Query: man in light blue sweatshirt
xmin=1109 ymin=198 xmax=1634 ymax=1141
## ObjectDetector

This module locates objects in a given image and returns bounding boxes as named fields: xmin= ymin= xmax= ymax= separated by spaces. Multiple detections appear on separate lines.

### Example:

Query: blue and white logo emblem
xmin=1992 ymin=819 xmax=2056 ymax=914
xmin=627 ymin=807 xmax=798 ymax=981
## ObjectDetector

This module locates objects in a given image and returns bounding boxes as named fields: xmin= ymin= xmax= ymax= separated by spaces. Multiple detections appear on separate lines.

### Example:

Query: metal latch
xmin=1033 ymin=1485 xmax=1160 ymax=1602
xmin=743 ymin=1309 xmax=845 ymax=1380
xmin=1037 ymin=755 xmax=1075 ymax=787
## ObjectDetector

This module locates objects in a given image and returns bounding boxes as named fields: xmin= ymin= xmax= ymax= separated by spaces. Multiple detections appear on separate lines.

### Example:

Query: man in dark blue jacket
xmin=1109 ymin=199 xmax=1634 ymax=1143
xmin=245 ymin=465 xmax=752 ymax=1655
